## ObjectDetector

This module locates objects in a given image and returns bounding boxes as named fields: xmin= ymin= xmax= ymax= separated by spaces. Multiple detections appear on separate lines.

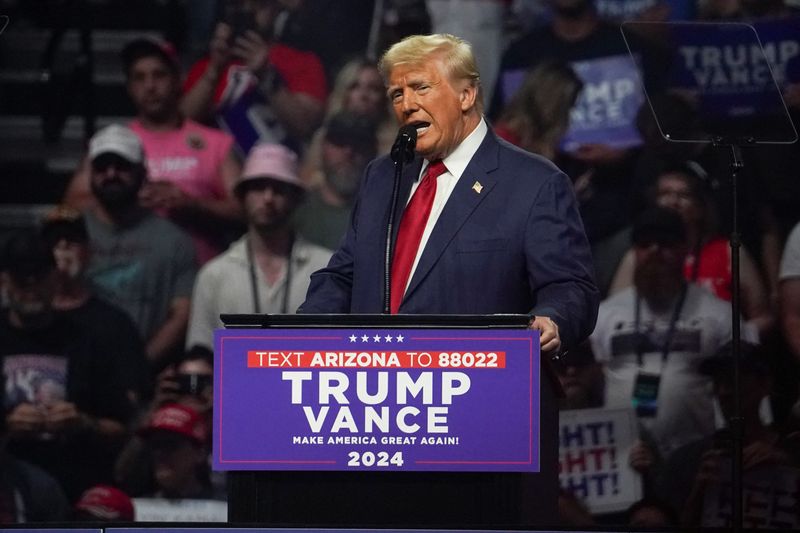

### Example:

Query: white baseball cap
xmin=88 ymin=124 xmax=144 ymax=164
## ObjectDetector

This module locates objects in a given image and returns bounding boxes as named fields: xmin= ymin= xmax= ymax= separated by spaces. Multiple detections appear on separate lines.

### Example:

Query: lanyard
xmin=247 ymin=235 xmax=295 ymax=314
xmin=634 ymin=284 xmax=688 ymax=368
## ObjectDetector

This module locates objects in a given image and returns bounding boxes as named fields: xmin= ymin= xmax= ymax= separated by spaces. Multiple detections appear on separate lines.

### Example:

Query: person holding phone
xmin=181 ymin=0 xmax=328 ymax=154
xmin=1 ymin=231 xmax=134 ymax=502
xmin=151 ymin=346 xmax=215 ymax=420
xmin=114 ymin=346 xmax=218 ymax=497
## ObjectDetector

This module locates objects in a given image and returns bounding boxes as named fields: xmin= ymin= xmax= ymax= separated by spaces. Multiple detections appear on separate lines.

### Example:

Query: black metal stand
xmin=619 ymin=18 xmax=799 ymax=531
xmin=712 ymin=136 xmax=750 ymax=533
xmin=384 ymin=127 xmax=417 ymax=314
xmin=383 ymin=159 xmax=404 ymax=314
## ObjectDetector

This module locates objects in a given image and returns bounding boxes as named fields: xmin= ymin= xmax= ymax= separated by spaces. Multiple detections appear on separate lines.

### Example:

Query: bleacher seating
xmin=0 ymin=0 xmax=176 ymax=215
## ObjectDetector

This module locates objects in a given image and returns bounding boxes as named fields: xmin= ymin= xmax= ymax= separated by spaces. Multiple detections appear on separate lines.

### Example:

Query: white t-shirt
xmin=590 ymin=284 xmax=757 ymax=458
xmin=779 ymin=221 xmax=800 ymax=280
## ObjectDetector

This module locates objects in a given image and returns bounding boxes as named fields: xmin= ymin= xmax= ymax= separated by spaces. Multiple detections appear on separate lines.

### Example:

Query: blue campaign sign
xmin=499 ymin=68 xmax=526 ymax=107
xmin=499 ymin=55 xmax=645 ymax=152
xmin=667 ymin=0 xmax=696 ymax=20
xmin=619 ymin=20 xmax=798 ymax=143
xmin=213 ymin=328 xmax=540 ymax=473
xmin=594 ymin=0 xmax=695 ymax=21
xmin=752 ymin=18 xmax=800 ymax=88
xmin=562 ymin=54 xmax=645 ymax=151
xmin=668 ymin=25 xmax=774 ymax=110
xmin=662 ymin=22 xmax=796 ymax=142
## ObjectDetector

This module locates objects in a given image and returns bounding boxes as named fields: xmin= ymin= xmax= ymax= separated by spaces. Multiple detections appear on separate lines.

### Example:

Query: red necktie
xmin=390 ymin=160 xmax=447 ymax=313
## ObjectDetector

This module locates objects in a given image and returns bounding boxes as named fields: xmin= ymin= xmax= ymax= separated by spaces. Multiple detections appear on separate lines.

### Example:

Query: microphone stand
xmin=383 ymin=157 xmax=405 ymax=314
xmin=383 ymin=127 xmax=417 ymax=314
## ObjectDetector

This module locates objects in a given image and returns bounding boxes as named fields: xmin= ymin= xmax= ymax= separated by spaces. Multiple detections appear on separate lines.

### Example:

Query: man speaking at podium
xmin=300 ymin=33 xmax=599 ymax=355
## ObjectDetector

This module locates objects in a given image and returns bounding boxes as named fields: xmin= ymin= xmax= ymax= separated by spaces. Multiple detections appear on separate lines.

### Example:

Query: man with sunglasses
xmin=591 ymin=207 xmax=756 ymax=460
xmin=83 ymin=125 xmax=197 ymax=368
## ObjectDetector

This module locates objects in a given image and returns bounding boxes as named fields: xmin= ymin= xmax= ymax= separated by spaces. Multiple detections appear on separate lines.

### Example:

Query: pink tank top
xmin=129 ymin=119 xmax=234 ymax=264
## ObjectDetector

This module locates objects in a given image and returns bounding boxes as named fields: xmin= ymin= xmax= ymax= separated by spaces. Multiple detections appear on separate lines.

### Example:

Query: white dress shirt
xmin=402 ymin=118 xmax=489 ymax=294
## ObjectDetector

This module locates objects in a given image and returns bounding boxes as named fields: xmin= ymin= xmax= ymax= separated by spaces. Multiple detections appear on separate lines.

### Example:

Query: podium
xmin=218 ymin=314 xmax=561 ymax=528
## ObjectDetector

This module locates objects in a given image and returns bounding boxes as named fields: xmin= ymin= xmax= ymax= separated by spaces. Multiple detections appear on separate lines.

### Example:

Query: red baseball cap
xmin=75 ymin=485 xmax=134 ymax=521
xmin=140 ymin=403 xmax=207 ymax=444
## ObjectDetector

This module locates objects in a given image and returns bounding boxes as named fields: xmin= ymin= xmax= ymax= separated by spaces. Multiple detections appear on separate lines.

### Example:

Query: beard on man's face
xmin=91 ymin=176 xmax=142 ymax=211
xmin=324 ymin=166 xmax=362 ymax=201
xmin=634 ymin=257 xmax=685 ymax=311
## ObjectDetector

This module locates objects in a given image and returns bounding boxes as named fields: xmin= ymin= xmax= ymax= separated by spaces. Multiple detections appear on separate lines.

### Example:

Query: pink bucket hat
xmin=236 ymin=143 xmax=306 ymax=195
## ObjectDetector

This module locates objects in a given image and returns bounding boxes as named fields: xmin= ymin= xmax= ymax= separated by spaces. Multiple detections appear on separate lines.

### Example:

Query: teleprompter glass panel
xmin=621 ymin=21 xmax=798 ymax=145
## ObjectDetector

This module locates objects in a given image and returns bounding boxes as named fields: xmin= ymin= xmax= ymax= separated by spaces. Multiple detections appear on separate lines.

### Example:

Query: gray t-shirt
xmin=84 ymin=209 xmax=197 ymax=341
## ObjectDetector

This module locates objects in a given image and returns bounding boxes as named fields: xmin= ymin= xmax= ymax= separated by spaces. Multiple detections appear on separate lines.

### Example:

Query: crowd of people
xmin=2 ymin=0 xmax=800 ymax=527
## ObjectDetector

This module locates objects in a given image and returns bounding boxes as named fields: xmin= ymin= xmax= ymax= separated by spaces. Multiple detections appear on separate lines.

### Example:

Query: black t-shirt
xmin=0 ymin=312 xmax=135 ymax=501
xmin=59 ymin=296 xmax=150 ymax=402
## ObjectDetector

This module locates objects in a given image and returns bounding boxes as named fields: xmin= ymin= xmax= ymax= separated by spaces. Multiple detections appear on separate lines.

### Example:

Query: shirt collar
xmin=422 ymin=118 xmax=487 ymax=180
xmin=229 ymin=234 xmax=313 ymax=265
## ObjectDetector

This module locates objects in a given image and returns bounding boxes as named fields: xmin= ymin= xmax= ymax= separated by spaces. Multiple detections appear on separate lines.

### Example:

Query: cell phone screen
xmin=174 ymin=373 xmax=213 ymax=396
xmin=632 ymin=371 xmax=661 ymax=418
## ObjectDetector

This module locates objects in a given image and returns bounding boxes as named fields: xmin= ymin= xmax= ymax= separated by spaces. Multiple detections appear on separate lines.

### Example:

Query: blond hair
xmin=325 ymin=57 xmax=388 ymax=121
xmin=379 ymin=33 xmax=483 ymax=113
xmin=499 ymin=60 xmax=583 ymax=159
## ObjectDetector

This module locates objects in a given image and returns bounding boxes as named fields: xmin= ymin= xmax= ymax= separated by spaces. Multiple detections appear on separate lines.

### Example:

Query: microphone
xmin=390 ymin=125 xmax=417 ymax=164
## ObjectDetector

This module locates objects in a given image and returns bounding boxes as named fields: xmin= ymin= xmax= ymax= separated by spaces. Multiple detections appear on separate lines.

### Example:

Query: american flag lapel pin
xmin=472 ymin=181 xmax=483 ymax=194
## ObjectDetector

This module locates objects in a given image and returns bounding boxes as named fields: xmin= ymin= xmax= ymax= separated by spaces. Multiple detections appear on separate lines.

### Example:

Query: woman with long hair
xmin=494 ymin=60 xmax=583 ymax=161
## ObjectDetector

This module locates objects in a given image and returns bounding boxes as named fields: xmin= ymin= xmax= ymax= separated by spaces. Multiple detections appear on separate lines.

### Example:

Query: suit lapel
xmin=402 ymin=133 xmax=501 ymax=303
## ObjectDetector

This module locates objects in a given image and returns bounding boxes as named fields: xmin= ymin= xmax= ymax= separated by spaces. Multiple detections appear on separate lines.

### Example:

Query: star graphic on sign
xmin=361 ymin=335 xmax=369 ymax=342
xmin=373 ymin=334 xmax=381 ymax=342
xmin=396 ymin=334 xmax=404 ymax=342
xmin=385 ymin=335 xmax=393 ymax=342
xmin=349 ymin=334 xmax=357 ymax=342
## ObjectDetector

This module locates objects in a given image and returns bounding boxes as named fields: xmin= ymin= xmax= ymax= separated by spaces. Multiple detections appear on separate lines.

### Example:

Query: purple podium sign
xmin=214 ymin=328 xmax=540 ymax=473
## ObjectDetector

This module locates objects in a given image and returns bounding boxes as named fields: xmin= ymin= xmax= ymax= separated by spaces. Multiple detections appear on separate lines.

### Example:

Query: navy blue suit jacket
xmin=300 ymin=129 xmax=599 ymax=349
